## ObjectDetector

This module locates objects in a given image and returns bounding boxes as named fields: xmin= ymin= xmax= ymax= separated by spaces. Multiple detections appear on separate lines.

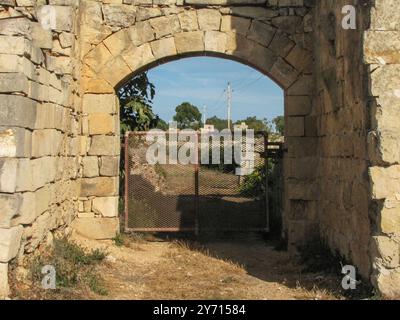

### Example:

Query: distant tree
xmin=206 ymin=116 xmax=228 ymax=131
xmin=234 ymin=116 xmax=271 ymax=132
xmin=173 ymin=102 xmax=202 ymax=130
xmin=273 ymin=116 xmax=284 ymax=135
xmin=118 ymin=72 xmax=160 ymax=133
xmin=156 ymin=118 xmax=169 ymax=131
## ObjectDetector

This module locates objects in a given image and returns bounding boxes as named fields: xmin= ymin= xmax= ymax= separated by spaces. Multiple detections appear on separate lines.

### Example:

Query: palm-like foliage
xmin=118 ymin=72 xmax=159 ymax=133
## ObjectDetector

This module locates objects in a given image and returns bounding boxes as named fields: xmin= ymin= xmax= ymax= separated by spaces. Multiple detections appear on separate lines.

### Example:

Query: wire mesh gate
xmin=124 ymin=130 xmax=280 ymax=233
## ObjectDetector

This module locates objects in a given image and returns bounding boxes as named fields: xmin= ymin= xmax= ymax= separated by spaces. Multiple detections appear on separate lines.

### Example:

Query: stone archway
xmin=1 ymin=0 xmax=400 ymax=298
xmin=74 ymin=4 xmax=316 ymax=251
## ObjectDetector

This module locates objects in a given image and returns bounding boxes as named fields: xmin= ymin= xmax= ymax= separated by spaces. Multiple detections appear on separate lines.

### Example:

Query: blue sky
xmin=147 ymin=57 xmax=284 ymax=123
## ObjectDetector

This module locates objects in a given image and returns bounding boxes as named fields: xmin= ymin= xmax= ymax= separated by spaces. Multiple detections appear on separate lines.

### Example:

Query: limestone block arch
xmin=81 ymin=17 xmax=311 ymax=92
xmin=75 ymin=9 xmax=316 ymax=243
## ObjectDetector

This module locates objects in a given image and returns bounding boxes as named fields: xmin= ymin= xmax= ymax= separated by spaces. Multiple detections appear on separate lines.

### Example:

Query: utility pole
xmin=227 ymin=82 xmax=232 ymax=130
xmin=203 ymin=105 xmax=207 ymax=126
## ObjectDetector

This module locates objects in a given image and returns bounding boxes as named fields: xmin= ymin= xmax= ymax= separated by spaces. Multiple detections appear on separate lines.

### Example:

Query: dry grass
xmin=10 ymin=234 xmax=355 ymax=300
xmin=10 ymin=237 xmax=108 ymax=300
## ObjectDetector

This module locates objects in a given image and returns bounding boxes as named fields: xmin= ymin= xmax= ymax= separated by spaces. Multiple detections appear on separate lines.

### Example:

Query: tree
xmin=206 ymin=116 xmax=228 ymax=131
xmin=156 ymin=118 xmax=169 ymax=131
xmin=234 ymin=116 xmax=271 ymax=132
xmin=173 ymin=102 xmax=202 ymax=130
xmin=118 ymin=72 xmax=161 ymax=133
xmin=273 ymin=116 xmax=284 ymax=135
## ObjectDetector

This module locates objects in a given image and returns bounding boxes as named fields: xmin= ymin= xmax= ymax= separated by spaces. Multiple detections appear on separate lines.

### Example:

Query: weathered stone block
xmin=36 ymin=5 xmax=74 ymax=32
xmin=0 ymin=194 xmax=22 ymax=229
xmin=127 ymin=21 xmax=155 ymax=46
xmin=0 ymin=95 xmax=37 ymax=130
xmin=88 ymin=113 xmax=116 ymax=135
xmin=35 ymin=185 xmax=51 ymax=217
xmin=247 ymin=20 xmax=275 ymax=47
xmin=82 ymin=156 xmax=99 ymax=178
xmin=92 ymin=196 xmax=118 ymax=217
xmin=204 ymin=31 xmax=227 ymax=52
xmin=0 ymin=127 xmax=31 ymax=158
xmin=370 ymin=165 xmax=400 ymax=200
xmin=285 ymin=96 xmax=311 ymax=116
xmin=24 ymin=211 xmax=53 ymax=252
xmin=0 ymin=159 xmax=17 ymax=193
xmin=31 ymin=23 xmax=53 ymax=49
xmin=0 ymin=226 xmax=23 ymax=263
xmin=100 ymin=156 xmax=119 ymax=176
xmin=89 ymin=135 xmax=120 ymax=156
xmin=372 ymin=266 xmax=400 ymax=299
xmin=11 ymin=192 xmax=35 ymax=226
xmin=379 ymin=199 xmax=400 ymax=235
xmin=82 ymin=94 xmax=117 ymax=114
xmin=372 ymin=236 xmax=400 ymax=269
xmin=59 ymin=32 xmax=74 ymax=48
xmin=286 ymin=116 xmax=304 ymax=137
xmin=286 ymin=137 xmax=317 ymax=158
xmin=102 ymin=4 xmax=136 ymax=28
xmin=151 ymin=37 xmax=177 ymax=59
xmin=197 ymin=9 xmax=221 ymax=31
xmin=0 ymin=17 xmax=31 ymax=39
xmin=122 ymin=43 xmax=155 ymax=71
xmin=221 ymin=15 xmax=251 ymax=36
xmin=0 ymin=36 xmax=30 ymax=56
xmin=270 ymin=57 xmax=298 ymax=88
xmin=103 ymin=29 xmax=130 ymax=56
xmin=174 ymin=31 xmax=204 ymax=53
xmin=150 ymin=16 xmax=176 ymax=38
xmin=80 ymin=177 xmax=118 ymax=197
xmin=98 ymin=56 xmax=131 ymax=87
xmin=71 ymin=217 xmax=119 ymax=239
xmin=177 ymin=9 xmax=198 ymax=32
xmin=0 ymin=73 xmax=29 ymax=94
xmin=31 ymin=129 xmax=62 ymax=157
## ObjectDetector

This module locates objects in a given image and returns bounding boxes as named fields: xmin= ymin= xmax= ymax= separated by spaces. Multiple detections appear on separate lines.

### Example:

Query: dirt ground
xmin=19 ymin=232 xmax=347 ymax=300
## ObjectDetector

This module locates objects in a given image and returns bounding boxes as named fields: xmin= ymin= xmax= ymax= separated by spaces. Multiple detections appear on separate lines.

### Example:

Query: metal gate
xmin=124 ymin=130 xmax=282 ymax=233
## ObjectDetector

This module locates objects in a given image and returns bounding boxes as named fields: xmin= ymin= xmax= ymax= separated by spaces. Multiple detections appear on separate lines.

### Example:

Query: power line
xmin=229 ymin=71 xmax=260 ymax=92
xmin=234 ymin=75 xmax=263 ymax=94
xmin=207 ymin=88 xmax=226 ymax=111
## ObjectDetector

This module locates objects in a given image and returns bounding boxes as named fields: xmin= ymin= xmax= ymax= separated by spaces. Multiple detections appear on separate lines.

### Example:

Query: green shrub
xmin=29 ymin=237 xmax=108 ymax=295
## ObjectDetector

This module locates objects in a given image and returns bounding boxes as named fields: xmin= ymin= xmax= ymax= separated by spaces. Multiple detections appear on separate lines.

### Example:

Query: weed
xmin=28 ymin=237 xmax=108 ymax=296
xmin=86 ymin=272 xmax=108 ymax=296
xmin=113 ymin=233 xmax=125 ymax=247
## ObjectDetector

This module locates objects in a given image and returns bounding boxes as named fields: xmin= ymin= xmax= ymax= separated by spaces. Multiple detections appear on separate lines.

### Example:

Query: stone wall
xmin=75 ymin=0 xmax=316 ymax=245
xmin=313 ymin=0 xmax=372 ymax=279
xmin=311 ymin=0 xmax=400 ymax=298
xmin=364 ymin=0 xmax=400 ymax=298
xmin=0 ymin=0 xmax=81 ymax=296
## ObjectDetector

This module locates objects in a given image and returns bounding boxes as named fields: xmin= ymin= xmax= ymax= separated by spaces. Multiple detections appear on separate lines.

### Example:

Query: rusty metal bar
xmin=264 ymin=132 xmax=270 ymax=233
xmin=125 ymin=227 xmax=195 ymax=232
xmin=194 ymin=132 xmax=199 ymax=236
xmin=124 ymin=132 xmax=129 ymax=233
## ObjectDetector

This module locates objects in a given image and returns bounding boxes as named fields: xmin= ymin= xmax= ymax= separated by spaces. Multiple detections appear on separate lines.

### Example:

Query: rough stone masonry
xmin=0 ymin=0 xmax=399 ymax=298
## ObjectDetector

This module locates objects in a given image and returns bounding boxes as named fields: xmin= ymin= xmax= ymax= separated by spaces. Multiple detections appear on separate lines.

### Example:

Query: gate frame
xmin=123 ymin=130 xmax=279 ymax=234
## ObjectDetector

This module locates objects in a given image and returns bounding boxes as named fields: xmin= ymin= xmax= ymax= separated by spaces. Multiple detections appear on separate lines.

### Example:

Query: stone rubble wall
xmin=313 ymin=0 xmax=400 ymax=298
xmin=313 ymin=0 xmax=372 ymax=279
xmin=364 ymin=0 xmax=400 ymax=298
xmin=0 ymin=0 xmax=82 ymax=296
